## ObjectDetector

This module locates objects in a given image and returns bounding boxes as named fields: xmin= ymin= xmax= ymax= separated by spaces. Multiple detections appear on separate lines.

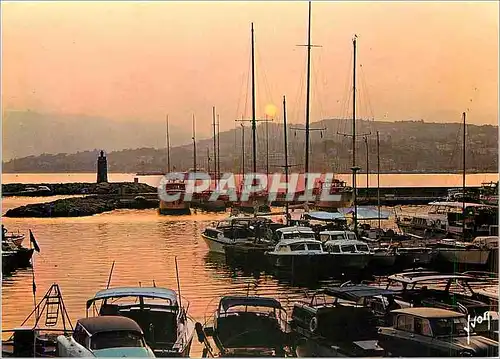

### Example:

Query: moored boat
xmin=291 ymin=284 xmax=397 ymax=357
xmin=319 ymin=230 xmax=373 ymax=271
xmin=265 ymin=226 xmax=328 ymax=271
xmin=158 ymin=177 xmax=191 ymax=215
xmin=201 ymin=216 xmax=272 ymax=254
xmin=56 ymin=316 xmax=155 ymax=357
xmin=86 ymin=286 xmax=195 ymax=357
xmin=195 ymin=295 xmax=292 ymax=357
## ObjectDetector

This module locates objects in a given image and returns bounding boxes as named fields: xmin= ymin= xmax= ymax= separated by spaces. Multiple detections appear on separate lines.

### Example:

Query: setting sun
xmin=264 ymin=104 xmax=277 ymax=118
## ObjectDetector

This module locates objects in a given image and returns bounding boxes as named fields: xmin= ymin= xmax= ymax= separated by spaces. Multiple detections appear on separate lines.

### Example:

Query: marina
xmin=2 ymin=0 xmax=499 ymax=357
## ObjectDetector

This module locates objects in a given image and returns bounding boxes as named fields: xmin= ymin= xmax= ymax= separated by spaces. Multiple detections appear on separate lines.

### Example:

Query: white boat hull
xmin=438 ymin=249 xmax=491 ymax=265
xmin=201 ymin=234 xmax=228 ymax=254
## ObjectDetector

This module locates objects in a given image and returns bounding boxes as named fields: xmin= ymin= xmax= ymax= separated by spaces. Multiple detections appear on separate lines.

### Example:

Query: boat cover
xmin=86 ymin=287 xmax=178 ymax=308
xmin=219 ymin=296 xmax=283 ymax=312
xmin=322 ymin=285 xmax=398 ymax=301
xmin=305 ymin=211 xmax=346 ymax=221
xmin=339 ymin=206 xmax=391 ymax=220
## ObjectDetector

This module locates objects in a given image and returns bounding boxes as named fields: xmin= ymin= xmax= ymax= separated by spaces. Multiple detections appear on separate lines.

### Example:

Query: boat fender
xmin=309 ymin=317 xmax=318 ymax=333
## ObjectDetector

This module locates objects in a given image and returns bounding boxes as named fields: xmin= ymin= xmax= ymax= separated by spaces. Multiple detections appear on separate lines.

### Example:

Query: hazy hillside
xmin=2 ymin=110 xmax=192 ymax=160
xmin=3 ymin=119 xmax=497 ymax=174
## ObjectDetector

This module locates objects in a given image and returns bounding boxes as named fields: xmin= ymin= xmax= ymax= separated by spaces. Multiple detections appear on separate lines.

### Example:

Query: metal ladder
xmin=44 ymin=287 xmax=61 ymax=327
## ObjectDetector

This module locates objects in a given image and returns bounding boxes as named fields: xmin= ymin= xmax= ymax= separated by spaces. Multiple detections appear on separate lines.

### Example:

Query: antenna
xmin=175 ymin=256 xmax=183 ymax=310
xmin=106 ymin=261 xmax=115 ymax=289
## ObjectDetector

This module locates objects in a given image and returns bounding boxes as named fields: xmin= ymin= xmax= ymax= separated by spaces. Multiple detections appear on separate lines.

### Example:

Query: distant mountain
xmin=2 ymin=110 xmax=192 ymax=160
xmin=3 ymin=119 xmax=498 ymax=174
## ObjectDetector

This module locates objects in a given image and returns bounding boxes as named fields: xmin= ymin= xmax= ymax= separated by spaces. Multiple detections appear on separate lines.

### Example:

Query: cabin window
xmin=356 ymin=244 xmax=369 ymax=252
xmin=290 ymin=243 xmax=306 ymax=251
xmin=347 ymin=233 xmax=357 ymax=240
xmin=320 ymin=234 xmax=330 ymax=242
xmin=307 ymin=243 xmax=321 ymax=251
xmin=430 ymin=317 xmax=468 ymax=337
xmin=328 ymin=245 xmax=341 ymax=253
xmin=90 ymin=331 xmax=145 ymax=350
xmin=332 ymin=234 xmax=344 ymax=240
xmin=396 ymin=315 xmax=414 ymax=332
xmin=414 ymin=318 xmax=433 ymax=337
xmin=73 ymin=324 xmax=88 ymax=346
xmin=340 ymin=245 xmax=356 ymax=253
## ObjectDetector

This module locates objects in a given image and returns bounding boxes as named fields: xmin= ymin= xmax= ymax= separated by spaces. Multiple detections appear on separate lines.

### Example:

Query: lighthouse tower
xmin=96 ymin=150 xmax=108 ymax=183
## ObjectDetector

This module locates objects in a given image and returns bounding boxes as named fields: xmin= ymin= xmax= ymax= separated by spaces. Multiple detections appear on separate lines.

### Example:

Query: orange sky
xmin=2 ymin=1 xmax=498 ymax=132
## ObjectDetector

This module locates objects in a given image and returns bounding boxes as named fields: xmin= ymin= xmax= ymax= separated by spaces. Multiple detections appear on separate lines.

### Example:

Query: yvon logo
xmin=464 ymin=311 xmax=492 ymax=344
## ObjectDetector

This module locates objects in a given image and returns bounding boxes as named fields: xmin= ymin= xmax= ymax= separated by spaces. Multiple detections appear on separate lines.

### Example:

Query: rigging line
xmin=339 ymin=51 xmax=353 ymax=134
xmin=243 ymin=44 xmax=252 ymax=119
xmin=293 ymin=54 xmax=307 ymax=126
xmin=237 ymin=37 xmax=251 ymax=120
xmin=360 ymin=64 xmax=375 ymax=119
xmin=255 ymin=45 xmax=275 ymax=107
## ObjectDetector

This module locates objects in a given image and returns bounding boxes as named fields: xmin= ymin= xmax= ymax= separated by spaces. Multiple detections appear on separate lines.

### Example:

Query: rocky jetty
xmin=4 ymin=195 xmax=159 ymax=218
xmin=2 ymin=182 xmax=157 ymax=196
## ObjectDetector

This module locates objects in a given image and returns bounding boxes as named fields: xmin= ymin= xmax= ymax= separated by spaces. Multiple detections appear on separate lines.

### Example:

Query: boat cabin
xmin=385 ymin=271 xmax=492 ymax=317
xmin=271 ymin=227 xmax=325 ymax=254
xmin=57 ymin=316 xmax=154 ymax=357
xmin=291 ymin=285 xmax=397 ymax=357
xmin=86 ymin=287 xmax=191 ymax=356
xmin=204 ymin=296 xmax=289 ymax=356
xmin=378 ymin=307 xmax=499 ymax=357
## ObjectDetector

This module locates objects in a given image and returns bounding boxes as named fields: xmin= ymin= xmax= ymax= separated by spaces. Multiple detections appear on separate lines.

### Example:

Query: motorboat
xmin=313 ymin=178 xmax=353 ymax=212
xmin=201 ymin=216 xmax=273 ymax=254
xmin=393 ymin=246 xmax=437 ymax=268
xmin=395 ymin=201 xmax=498 ymax=240
xmin=195 ymin=295 xmax=292 ymax=357
xmin=2 ymin=284 xmax=73 ymax=357
xmin=56 ymin=316 xmax=155 ymax=357
xmin=378 ymin=307 xmax=498 ymax=357
xmin=265 ymin=226 xmax=328 ymax=270
xmin=431 ymin=236 xmax=498 ymax=267
xmin=86 ymin=287 xmax=195 ymax=357
xmin=158 ymin=176 xmax=191 ymax=215
xmin=319 ymin=230 xmax=373 ymax=271
xmin=290 ymin=284 xmax=398 ymax=357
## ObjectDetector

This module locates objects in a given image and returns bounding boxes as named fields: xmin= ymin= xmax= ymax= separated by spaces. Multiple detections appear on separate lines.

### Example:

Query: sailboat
xmin=158 ymin=116 xmax=192 ymax=215
xmin=234 ymin=23 xmax=271 ymax=214
xmin=294 ymin=2 xmax=353 ymax=212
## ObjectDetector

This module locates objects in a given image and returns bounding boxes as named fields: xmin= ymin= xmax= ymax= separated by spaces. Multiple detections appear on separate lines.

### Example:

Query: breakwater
xmin=2 ymin=182 xmax=157 ymax=196
xmin=4 ymin=195 xmax=159 ymax=217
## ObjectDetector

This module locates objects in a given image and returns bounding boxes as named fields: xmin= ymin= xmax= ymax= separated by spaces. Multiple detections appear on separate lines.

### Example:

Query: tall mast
xmin=304 ymin=0 xmax=312 ymax=174
xmin=352 ymin=35 xmax=357 ymax=169
xmin=352 ymin=35 xmax=359 ymax=233
xmin=166 ymin=115 xmax=171 ymax=173
xmin=377 ymin=131 xmax=381 ymax=230
xmin=192 ymin=114 xmax=197 ymax=173
xmin=251 ymin=23 xmax=257 ymax=174
xmin=212 ymin=107 xmax=217 ymax=179
xmin=241 ymin=123 xmax=245 ymax=176
xmin=207 ymin=148 xmax=211 ymax=174
xmin=266 ymin=116 xmax=270 ymax=176
xmin=217 ymin=114 xmax=221 ymax=178
xmin=283 ymin=95 xmax=289 ymax=221
xmin=462 ymin=111 xmax=466 ymax=240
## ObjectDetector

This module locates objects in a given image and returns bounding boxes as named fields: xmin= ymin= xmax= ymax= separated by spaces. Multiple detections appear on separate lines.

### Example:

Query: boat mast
xmin=217 ymin=114 xmax=221 ymax=179
xmin=166 ymin=115 xmax=171 ymax=173
xmin=352 ymin=35 xmax=359 ymax=233
xmin=377 ymin=131 xmax=381 ymax=230
xmin=241 ymin=122 xmax=245 ymax=176
xmin=283 ymin=95 xmax=290 ymax=222
xmin=462 ymin=111 xmax=466 ymax=240
xmin=266 ymin=116 xmax=270 ymax=176
xmin=212 ymin=107 xmax=217 ymax=179
xmin=192 ymin=114 xmax=197 ymax=173
xmin=207 ymin=147 xmax=211 ymax=174
xmin=251 ymin=23 xmax=257 ymax=174
xmin=305 ymin=0 xmax=312 ymax=174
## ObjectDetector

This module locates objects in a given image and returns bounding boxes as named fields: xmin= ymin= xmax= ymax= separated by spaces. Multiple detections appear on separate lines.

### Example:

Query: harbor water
xmin=1 ymin=172 xmax=498 ymax=357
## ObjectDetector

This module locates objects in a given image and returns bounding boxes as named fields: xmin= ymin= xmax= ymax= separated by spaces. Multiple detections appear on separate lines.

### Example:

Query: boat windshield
xmin=356 ymin=244 xmax=369 ymax=252
xmin=283 ymin=232 xmax=315 ymax=239
xmin=90 ymin=331 xmax=145 ymax=350
xmin=430 ymin=317 xmax=469 ymax=337
xmin=341 ymin=245 xmax=356 ymax=253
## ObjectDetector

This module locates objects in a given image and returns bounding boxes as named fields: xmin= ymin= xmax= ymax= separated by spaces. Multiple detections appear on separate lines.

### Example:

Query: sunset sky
xmin=2 ymin=1 xmax=498 ymax=134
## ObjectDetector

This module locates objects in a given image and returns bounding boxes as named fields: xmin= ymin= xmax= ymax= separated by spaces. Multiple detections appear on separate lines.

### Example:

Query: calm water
xmin=2 ymin=172 xmax=498 ymax=188
xmin=1 ymin=172 xmax=498 ymax=357
xmin=2 ymin=196 xmax=341 ymax=357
